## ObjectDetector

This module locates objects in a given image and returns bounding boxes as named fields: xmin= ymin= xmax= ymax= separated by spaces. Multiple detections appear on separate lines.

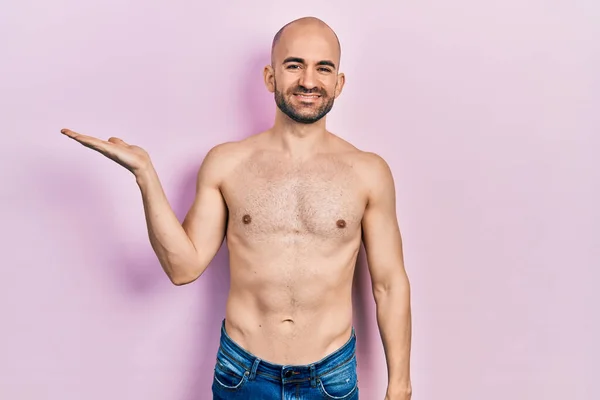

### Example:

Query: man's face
xmin=267 ymin=25 xmax=345 ymax=124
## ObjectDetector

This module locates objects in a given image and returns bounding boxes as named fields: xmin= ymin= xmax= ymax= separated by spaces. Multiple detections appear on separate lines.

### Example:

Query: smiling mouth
xmin=294 ymin=94 xmax=321 ymax=100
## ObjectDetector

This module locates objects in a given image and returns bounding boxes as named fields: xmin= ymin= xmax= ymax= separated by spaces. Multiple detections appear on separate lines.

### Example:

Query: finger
xmin=60 ymin=128 xmax=78 ymax=139
xmin=61 ymin=128 xmax=112 ymax=153
xmin=61 ymin=128 xmax=93 ymax=142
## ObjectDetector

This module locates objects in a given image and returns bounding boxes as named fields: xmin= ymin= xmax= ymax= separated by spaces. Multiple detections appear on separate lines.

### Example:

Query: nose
xmin=299 ymin=68 xmax=317 ymax=90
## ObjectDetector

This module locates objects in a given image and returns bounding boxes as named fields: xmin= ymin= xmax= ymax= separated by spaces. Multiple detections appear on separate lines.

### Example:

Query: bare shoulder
xmin=199 ymin=138 xmax=256 ymax=184
xmin=356 ymin=151 xmax=392 ymax=179
xmin=203 ymin=141 xmax=242 ymax=166
xmin=355 ymin=151 xmax=395 ymax=200
xmin=329 ymin=134 xmax=393 ymax=184
xmin=328 ymin=136 xmax=395 ymax=206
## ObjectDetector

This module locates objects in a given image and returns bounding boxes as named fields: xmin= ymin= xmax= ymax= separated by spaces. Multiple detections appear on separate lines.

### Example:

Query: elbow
xmin=170 ymin=276 xmax=194 ymax=286
xmin=170 ymin=273 xmax=200 ymax=286
xmin=167 ymin=262 xmax=204 ymax=286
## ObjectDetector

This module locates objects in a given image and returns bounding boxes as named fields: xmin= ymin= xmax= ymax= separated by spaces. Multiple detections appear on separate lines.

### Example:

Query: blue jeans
xmin=212 ymin=320 xmax=359 ymax=400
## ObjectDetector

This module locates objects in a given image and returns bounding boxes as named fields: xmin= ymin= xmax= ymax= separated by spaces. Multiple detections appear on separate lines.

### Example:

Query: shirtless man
xmin=61 ymin=17 xmax=412 ymax=400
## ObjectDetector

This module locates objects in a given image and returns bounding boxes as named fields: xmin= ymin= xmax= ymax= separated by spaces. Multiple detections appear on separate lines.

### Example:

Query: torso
xmin=219 ymin=131 xmax=370 ymax=365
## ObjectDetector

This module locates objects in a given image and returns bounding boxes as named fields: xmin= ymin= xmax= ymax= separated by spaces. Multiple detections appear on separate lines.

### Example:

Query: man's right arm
xmin=136 ymin=144 xmax=230 ymax=285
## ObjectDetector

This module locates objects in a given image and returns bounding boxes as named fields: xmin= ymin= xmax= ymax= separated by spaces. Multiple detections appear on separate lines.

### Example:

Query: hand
xmin=385 ymin=384 xmax=412 ymax=400
xmin=61 ymin=128 xmax=152 ymax=175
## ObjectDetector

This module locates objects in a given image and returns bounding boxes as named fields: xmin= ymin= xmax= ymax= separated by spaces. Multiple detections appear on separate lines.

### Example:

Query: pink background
xmin=1 ymin=1 xmax=598 ymax=399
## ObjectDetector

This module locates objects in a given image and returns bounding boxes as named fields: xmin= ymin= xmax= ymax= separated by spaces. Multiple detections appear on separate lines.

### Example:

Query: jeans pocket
xmin=317 ymin=355 xmax=359 ymax=399
xmin=212 ymin=350 xmax=249 ymax=392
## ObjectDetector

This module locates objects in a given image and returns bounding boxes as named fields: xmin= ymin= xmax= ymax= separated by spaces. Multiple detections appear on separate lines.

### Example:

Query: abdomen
xmin=223 ymin=233 xmax=361 ymax=364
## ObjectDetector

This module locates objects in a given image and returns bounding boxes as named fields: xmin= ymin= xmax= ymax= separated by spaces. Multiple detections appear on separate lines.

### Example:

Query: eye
xmin=286 ymin=64 xmax=301 ymax=69
xmin=318 ymin=67 xmax=333 ymax=73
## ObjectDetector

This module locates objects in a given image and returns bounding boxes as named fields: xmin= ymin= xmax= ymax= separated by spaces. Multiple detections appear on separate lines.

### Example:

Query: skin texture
xmin=60 ymin=16 xmax=412 ymax=399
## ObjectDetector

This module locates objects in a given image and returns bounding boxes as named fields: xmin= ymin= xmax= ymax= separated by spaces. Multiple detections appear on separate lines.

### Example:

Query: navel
xmin=242 ymin=214 xmax=252 ymax=224
xmin=336 ymin=219 xmax=347 ymax=228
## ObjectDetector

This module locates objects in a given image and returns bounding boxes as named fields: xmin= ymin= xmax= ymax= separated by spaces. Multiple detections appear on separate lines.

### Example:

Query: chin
xmin=295 ymin=111 xmax=320 ymax=119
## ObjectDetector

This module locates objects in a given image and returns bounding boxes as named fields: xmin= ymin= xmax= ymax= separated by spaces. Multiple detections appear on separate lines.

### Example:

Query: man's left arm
xmin=361 ymin=154 xmax=412 ymax=400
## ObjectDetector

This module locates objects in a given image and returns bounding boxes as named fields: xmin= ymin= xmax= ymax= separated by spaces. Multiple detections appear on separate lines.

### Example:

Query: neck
xmin=269 ymin=110 xmax=329 ymax=158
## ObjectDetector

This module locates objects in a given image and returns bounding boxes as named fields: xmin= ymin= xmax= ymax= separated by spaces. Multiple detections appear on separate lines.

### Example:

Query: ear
xmin=263 ymin=65 xmax=275 ymax=93
xmin=334 ymin=72 xmax=346 ymax=99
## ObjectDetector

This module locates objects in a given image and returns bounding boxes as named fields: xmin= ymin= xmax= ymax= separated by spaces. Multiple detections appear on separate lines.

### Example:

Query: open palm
xmin=61 ymin=128 xmax=151 ymax=174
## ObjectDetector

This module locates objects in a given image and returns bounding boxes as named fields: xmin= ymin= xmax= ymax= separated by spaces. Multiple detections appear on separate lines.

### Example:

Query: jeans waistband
xmin=218 ymin=319 xmax=356 ymax=383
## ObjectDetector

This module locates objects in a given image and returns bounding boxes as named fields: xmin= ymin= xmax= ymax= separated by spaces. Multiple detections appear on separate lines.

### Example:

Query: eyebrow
xmin=282 ymin=57 xmax=337 ymax=69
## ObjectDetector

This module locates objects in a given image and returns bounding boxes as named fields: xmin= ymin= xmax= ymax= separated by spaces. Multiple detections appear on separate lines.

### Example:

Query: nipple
xmin=336 ymin=219 xmax=347 ymax=228
xmin=242 ymin=214 xmax=252 ymax=224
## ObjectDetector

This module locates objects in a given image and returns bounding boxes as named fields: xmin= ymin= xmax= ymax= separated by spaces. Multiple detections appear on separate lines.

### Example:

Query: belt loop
xmin=310 ymin=365 xmax=317 ymax=388
xmin=249 ymin=358 xmax=260 ymax=380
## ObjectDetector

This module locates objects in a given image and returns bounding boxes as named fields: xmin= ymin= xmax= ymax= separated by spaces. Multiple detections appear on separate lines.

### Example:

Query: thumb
xmin=108 ymin=137 xmax=128 ymax=146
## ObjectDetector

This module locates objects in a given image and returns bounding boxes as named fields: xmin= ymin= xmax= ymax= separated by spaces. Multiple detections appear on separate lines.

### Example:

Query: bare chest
xmin=222 ymin=156 xmax=366 ymax=240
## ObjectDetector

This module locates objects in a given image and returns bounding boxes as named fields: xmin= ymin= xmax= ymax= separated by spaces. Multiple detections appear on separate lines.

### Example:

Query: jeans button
xmin=284 ymin=370 xmax=293 ymax=378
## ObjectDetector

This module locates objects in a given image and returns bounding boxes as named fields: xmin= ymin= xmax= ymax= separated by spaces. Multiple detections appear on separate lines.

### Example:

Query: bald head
xmin=271 ymin=17 xmax=341 ymax=67
xmin=264 ymin=17 xmax=346 ymax=124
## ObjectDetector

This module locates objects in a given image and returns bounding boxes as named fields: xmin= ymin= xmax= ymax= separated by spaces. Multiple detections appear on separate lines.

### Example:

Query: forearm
xmin=135 ymin=165 xmax=200 ymax=285
xmin=375 ymin=278 xmax=412 ymax=398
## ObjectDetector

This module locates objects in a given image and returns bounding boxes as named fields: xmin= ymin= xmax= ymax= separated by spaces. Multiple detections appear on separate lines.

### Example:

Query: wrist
xmin=134 ymin=162 xmax=157 ymax=188
xmin=386 ymin=382 xmax=412 ymax=399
